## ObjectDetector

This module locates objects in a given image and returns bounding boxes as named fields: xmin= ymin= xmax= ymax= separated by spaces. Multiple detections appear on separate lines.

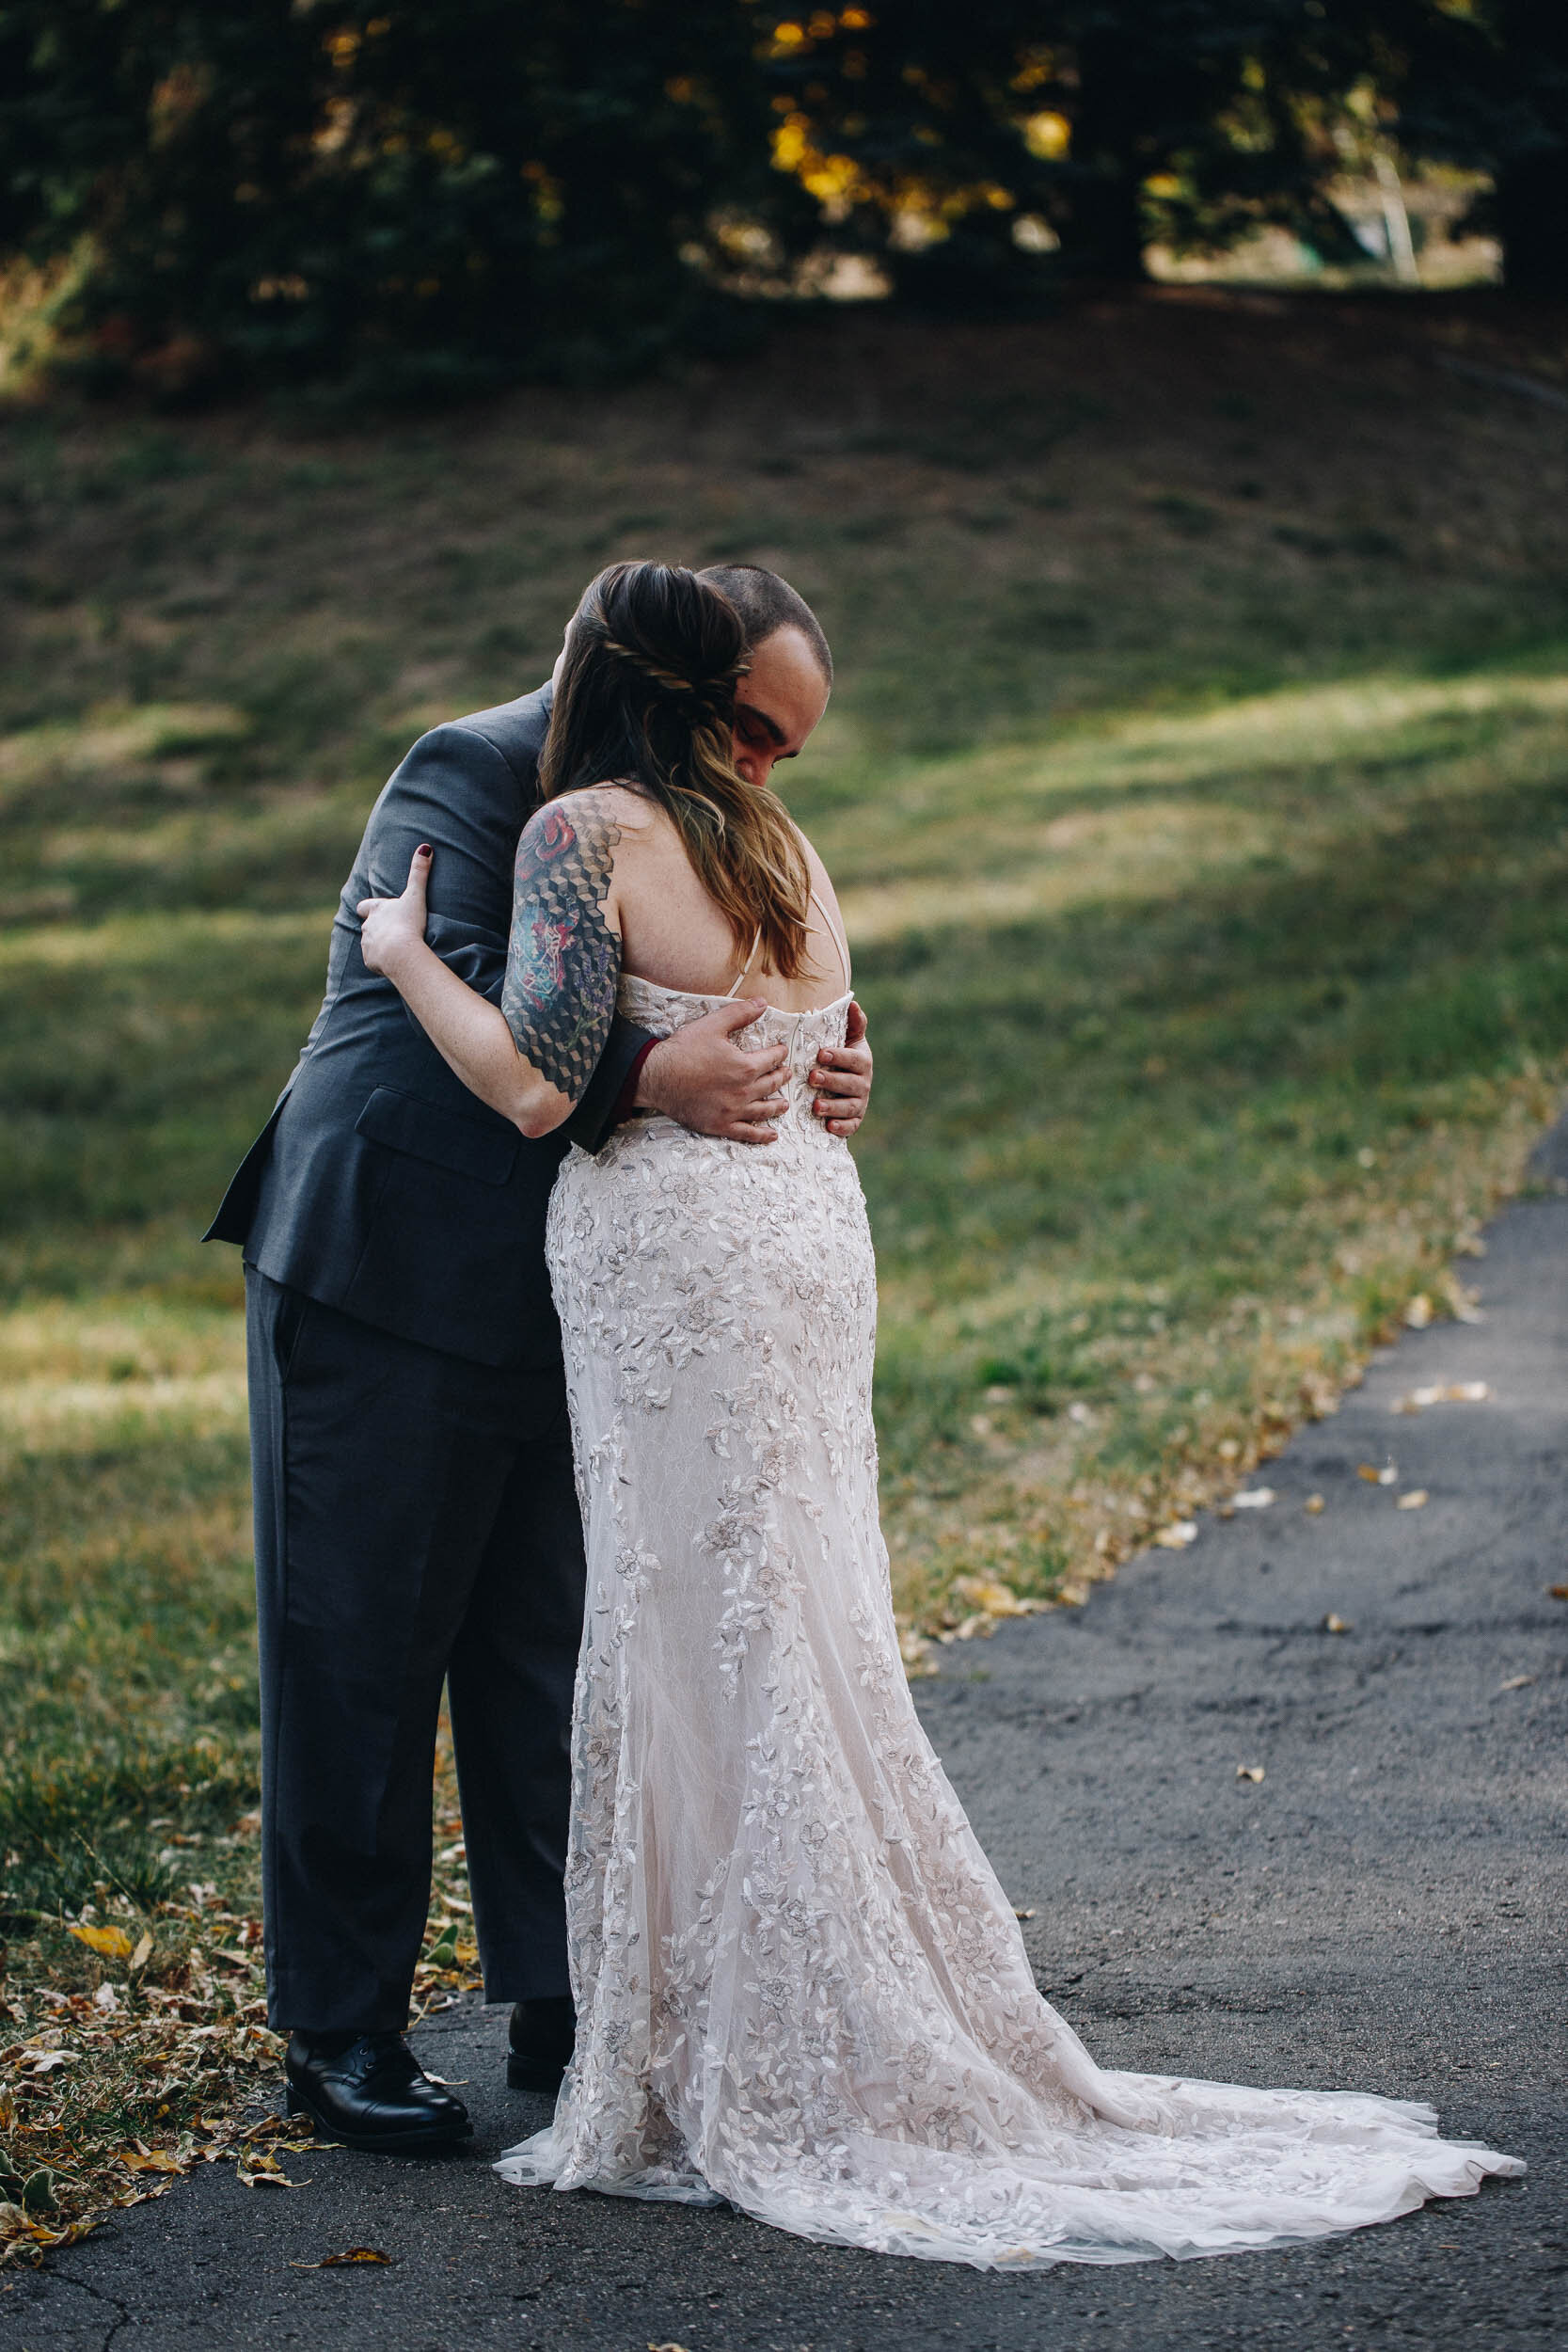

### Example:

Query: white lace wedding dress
xmin=495 ymin=973 xmax=1522 ymax=2267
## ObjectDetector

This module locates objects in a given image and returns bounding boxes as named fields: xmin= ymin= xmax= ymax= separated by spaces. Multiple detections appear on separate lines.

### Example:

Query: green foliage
xmin=762 ymin=2 xmax=1566 ymax=293
xmin=1 ymin=3 xmax=1564 ymax=388
xmin=762 ymin=2 xmax=1304 ymax=288
xmin=0 ymin=0 xmax=785 ymax=397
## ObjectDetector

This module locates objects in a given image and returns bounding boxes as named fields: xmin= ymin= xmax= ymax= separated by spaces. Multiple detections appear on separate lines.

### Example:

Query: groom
xmin=207 ymin=565 xmax=870 ymax=2153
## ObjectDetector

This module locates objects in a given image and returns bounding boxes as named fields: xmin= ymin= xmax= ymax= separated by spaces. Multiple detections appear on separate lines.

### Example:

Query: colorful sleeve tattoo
xmin=500 ymin=792 xmax=623 ymax=1104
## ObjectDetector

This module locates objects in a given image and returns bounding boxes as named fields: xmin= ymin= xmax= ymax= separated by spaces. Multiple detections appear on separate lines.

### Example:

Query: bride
xmin=356 ymin=560 xmax=1521 ymax=2268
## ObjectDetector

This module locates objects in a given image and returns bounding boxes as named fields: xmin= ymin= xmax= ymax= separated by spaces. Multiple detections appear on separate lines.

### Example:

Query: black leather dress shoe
xmin=284 ymin=2031 xmax=473 ymax=2153
xmin=507 ymin=1996 xmax=576 ymax=2094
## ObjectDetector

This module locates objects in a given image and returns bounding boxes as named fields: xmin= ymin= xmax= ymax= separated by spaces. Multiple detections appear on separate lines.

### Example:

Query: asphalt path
xmin=5 ymin=1135 xmax=1566 ymax=2352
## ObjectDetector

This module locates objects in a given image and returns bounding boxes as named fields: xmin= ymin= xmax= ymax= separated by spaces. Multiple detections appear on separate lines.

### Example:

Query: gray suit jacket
xmin=205 ymin=686 xmax=653 ymax=1368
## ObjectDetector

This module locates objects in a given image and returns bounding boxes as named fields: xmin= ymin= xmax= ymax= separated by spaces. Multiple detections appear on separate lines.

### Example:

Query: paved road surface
xmin=5 ymin=1140 xmax=1565 ymax=2351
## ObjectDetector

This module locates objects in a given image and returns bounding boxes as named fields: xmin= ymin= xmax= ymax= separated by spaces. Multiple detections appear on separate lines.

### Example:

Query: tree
xmin=0 ymin=0 xmax=784 ymax=396
xmin=758 ymin=2 xmax=1565 ymax=298
xmin=1 ymin=0 xmax=1562 ymax=396
xmin=756 ymin=3 xmax=1398 ymax=295
xmin=1390 ymin=0 xmax=1568 ymax=295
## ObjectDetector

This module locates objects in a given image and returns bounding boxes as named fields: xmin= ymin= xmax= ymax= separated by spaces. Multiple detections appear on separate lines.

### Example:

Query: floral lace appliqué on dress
xmin=495 ymin=975 xmax=1523 ymax=2268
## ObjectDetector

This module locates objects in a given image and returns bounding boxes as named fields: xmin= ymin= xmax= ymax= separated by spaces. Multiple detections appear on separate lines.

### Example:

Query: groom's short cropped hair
xmin=696 ymin=564 xmax=833 ymax=688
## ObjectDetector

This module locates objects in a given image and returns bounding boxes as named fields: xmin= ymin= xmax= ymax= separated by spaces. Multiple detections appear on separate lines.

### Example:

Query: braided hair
xmin=598 ymin=632 xmax=749 ymax=723
xmin=539 ymin=561 xmax=813 ymax=981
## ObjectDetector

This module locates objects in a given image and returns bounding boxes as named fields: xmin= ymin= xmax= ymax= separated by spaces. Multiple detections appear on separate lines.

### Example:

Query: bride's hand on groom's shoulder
xmin=636 ymin=1000 xmax=792 ymax=1145
xmin=356 ymin=845 xmax=434 ymax=980
xmin=808 ymin=998 xmax=872 ymax=1140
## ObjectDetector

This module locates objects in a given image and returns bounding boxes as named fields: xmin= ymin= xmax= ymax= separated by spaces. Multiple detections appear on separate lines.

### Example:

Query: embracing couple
xmin=211 ymin=562 xmax=1517 ymax=2267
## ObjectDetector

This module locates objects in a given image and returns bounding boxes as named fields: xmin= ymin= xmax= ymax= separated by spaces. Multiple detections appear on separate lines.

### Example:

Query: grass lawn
xmin=3 ymin=288 xmax=1568 ymax=2252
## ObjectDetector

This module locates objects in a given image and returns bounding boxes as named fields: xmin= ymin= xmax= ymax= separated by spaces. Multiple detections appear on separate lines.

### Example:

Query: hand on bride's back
xmin=637 ymin=1001 xmax=792 ymax=1145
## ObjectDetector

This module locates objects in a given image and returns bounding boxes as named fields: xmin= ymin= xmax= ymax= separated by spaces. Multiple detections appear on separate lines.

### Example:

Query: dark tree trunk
xmin=1493 ymin=146 xmax=1568 ymax=296
xmin=1060 ymin=159 xmax=1148 ymax=280
xmin=1059 ymin=39 xmax=1151 ymax=282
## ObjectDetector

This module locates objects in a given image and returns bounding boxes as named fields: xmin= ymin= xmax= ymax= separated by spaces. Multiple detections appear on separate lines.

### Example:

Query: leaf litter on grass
xmin=0 ymin=1733 xmax=485 ymax=2267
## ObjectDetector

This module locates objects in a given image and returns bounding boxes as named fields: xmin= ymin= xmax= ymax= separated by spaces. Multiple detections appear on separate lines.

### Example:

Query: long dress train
xmin=495 ymin=975 xmax=1522 ymax=2269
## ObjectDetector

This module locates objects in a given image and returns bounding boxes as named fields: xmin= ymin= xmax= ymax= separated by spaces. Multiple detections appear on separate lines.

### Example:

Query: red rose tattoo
xmin=531 ymin=804 xmax=578 ymax=863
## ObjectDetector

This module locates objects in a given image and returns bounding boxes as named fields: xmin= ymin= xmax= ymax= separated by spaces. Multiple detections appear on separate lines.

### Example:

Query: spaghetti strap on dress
xmin=721 ymin=932 xmax=763 ymax=1000
xmin=722 ymin=892 xmax=849 ymax=1002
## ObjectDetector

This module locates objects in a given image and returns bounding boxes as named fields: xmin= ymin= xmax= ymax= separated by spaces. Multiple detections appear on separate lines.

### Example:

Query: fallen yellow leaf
xmin=950 ymin=1574 xmax=1045 ymax=1619
xmin=1397 ymin=1488 xmax=1429 ymax=1510
xmin=237 ymin=2153 xmax=309 ymax=2189
xmin=292 ymin=2248 xmax=391 ymax=2268
xmin=1497 ymin=1674 xmax=1535 ymax=1692
xmin=130 ymin=1931 xmax=154 ymax=1973
xmin=1153 ymin=1520 xmax=1197 ymax=1549
xmin=1236 ymin=1765 xmax=1265 ymax=1783
xmin=1323 ymin=1613 xmax=1351 ymax=1634
xmin=1304 ymin=1493 xmax=1325 ymax=1515
xmin=0 ymin=2214 xmax=99 ymax=2253
xmin=67 ymin=1923 xmax=134 ymax=1962
xmin=1394 ymin=1380 xmax=1491 ymax=1413
xmin=119 ymin=2151 xmax=185 ymax=2175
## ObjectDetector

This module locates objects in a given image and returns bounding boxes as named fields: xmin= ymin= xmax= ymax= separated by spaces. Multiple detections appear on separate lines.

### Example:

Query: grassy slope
xmin=2 ymin=287 xmax=1567 ymax=2243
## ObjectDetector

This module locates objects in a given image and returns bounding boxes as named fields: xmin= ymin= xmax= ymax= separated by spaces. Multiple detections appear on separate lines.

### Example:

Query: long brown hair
xmin=538 ymin=561 xmax=812 ymax=979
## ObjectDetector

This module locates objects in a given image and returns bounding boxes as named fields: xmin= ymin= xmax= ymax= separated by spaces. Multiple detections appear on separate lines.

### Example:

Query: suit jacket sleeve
xmin=563 ymin=1014 xmax=653 ymax=1154
xmin=358 ymin=722 xmax=521 ymax=1006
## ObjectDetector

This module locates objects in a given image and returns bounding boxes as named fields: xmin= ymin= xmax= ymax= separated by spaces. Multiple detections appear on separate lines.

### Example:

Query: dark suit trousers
xmin=245 ymin=1268 xmax=584 ymax=2032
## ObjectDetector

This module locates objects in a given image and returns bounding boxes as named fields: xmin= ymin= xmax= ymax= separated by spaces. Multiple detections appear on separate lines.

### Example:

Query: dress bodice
xmin=616 ymin=975 xmax=853 ymax=1135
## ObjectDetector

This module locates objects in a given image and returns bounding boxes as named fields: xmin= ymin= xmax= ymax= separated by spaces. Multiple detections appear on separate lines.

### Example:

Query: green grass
xmin=842 ymin=669 xmax=1568 ymax=1618
xmin=3 ymin=291 xmax=1568 ymax=2248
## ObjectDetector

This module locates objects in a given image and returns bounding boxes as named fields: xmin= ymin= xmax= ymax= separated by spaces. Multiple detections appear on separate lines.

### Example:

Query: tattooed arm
xmin=356 ymin=791 xmax=623 ymax=1138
